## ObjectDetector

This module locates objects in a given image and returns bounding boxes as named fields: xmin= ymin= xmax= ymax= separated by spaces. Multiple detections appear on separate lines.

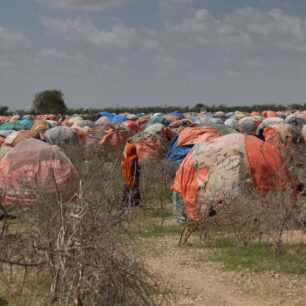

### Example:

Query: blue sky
xmin=1 ymin=0 xmax=306 ymax=110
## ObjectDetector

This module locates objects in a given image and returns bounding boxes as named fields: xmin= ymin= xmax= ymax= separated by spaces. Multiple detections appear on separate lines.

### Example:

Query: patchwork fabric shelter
xmin=167 ymin=125 xmax=238 ymax=167
xmin=86 ymin=125 xmax=113 ymax=148
xmin=172 ymin=134 xmax=296 ymax=220
xmin=263 ymin=123 xmax=300 ymax=163
xmin=127 ymin=132 xmax=167 ymax=164
xmin=32 ymin=119 xmax=49 ymax=133
xmin=121 ymin=120 xmax=142 ymax=135
xmin=0 ymin=139 xmax=80 ymax=205
xmin=44 ymin=126 xmax=79 ymax=146
xmin=302 ymin=125 xmax=306 ymax=141
xmin=99 ymin=128 xmax=129 ymax=149
xmin=238 ymin=117 xmax=261 ymax=135
xmin=11 ymin=130 xmax=41 ymax=147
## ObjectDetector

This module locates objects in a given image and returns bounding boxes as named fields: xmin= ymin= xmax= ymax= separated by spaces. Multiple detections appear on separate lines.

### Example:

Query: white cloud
xmin=35 ymin=48 xmax=70 ymax=66
xmin=167 ymin=7 xmax=306 ymax=54
xmin=142 ymin=38 xmax=162 ymax=51
xmin=0 ymin=60 xmax=15 ymax=69
xmin=0 ymin=25 xmax=31 ymax=77
xmin=34 ymin=0 xmax=124 ymax=11
xmin=41 ymin=17 xmax=136 ymax=49
xmin=0 ymin=26 xmax=30 ymax=54
xmin=246 ymin=58 xmax=265 ymax=68
xmin=159 ymin=0 xmax=195 ymax=10
xmin=34 ymin=48 xmax=96 ymax=76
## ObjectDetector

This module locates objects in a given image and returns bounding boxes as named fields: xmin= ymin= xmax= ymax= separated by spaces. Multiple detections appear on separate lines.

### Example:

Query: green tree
xmin=0 ymin=105 xmax=9 ymax=116
xmin=33 ymin=90 xmax=67 ymax=114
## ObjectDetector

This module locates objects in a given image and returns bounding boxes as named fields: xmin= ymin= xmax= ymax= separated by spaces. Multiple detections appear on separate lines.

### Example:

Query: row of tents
xmin=0 ymin=110 xmax=305 ymax=221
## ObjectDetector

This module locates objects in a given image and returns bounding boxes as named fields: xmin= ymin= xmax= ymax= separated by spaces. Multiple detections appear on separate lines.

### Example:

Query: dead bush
xmin=0 ymin=147 xmax=166 ymax=305
xmin=180 ymin=185 xmax=304 ymax=256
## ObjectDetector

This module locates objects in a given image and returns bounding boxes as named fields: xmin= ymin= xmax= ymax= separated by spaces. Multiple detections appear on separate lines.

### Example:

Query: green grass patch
xmin=203 ymin=239 xmax=306 ymax=274
xmin=133 ymin=223 xmax=185 ymax=238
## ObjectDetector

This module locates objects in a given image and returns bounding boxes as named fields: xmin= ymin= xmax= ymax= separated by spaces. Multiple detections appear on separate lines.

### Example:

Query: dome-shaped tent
xmin=0 ymin=139 xmax=79 ymax=205
xmin=44 ymin=126 xmax=79 ymax=146
xmin=263 ymin=123 xmax=300 ymax=162
xmin=172 ymin=134 xmax=296 ymax=220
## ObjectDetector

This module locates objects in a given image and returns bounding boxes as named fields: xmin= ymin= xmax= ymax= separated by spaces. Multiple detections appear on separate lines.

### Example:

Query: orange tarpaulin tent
xmin=0 ymin=139 xmax=79 ymax=205
xmin=177 ymin=127 xmax=221 ymax=146
xmin=172 ymin=134 xmax=296 ymax=220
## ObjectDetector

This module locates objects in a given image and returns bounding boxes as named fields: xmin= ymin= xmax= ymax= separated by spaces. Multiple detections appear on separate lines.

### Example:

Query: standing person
xmin=122 ymin=143 xmax=141 ymax=207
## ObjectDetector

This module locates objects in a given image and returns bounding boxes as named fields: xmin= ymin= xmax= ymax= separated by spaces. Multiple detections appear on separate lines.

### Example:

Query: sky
xmin=2 ymin=0 xmax=306 ymax=110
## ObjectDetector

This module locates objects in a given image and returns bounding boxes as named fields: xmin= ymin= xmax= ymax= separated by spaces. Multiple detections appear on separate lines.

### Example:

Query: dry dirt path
xmin=140 ymin=235 xmax=306 ymax=306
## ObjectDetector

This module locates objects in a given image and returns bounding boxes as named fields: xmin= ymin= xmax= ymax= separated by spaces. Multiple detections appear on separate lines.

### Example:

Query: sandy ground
xmin=141 ymin=234 xmax=306 ymax=306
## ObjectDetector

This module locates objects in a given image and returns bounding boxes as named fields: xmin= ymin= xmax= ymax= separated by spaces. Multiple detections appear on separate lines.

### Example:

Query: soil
xmin=141 ymin=234 xmax=306 ymax=306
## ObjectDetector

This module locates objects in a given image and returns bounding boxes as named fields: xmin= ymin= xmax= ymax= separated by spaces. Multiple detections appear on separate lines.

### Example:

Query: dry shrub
xmin=180 ymin=185 xmax=304 ymax=255
xmin=0 ymin=147 xmax=164 ymax=305
xmin=140 ymin=160 xmax=172 ymax=216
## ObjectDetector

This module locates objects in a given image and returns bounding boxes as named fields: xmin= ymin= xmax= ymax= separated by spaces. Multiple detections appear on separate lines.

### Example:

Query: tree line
xmin=2 ymin=89 xmax=306 ymax=116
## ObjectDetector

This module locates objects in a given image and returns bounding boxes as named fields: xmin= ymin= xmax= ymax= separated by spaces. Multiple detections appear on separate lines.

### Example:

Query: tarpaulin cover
xmin=136 ymin=115 xmax=150 ymax=126
xmin=86 ymin=125 xmax=113 ymax=147
xmin=68 ymin=117 xmax=83 ymax=125
xmin=167 ymin=134 xmax=193 ymax=165
xmin=177 ymin=127 xmax=221 ymax=146
xmin=47 ymin=114 xmax=58 ymax=121
xmin=96 ymin=112 xmax=115 ymax=120
xmin=172 ymin=134 xmax=296 ymax=220
xmin=0 ymin=144 xmax=13 ymax=160
xmin=46 ymin=120 xmax=58 ymax=129
xmin=214 ymin=112 xmax=226 ymax=118
xmin=285 ymin=114 xmax=306 ymax=129
xmin=4 ymin=132 xmax=20 ymax=145
xmin=261 ymin=117 xmax=285 ymax=127
xmin=234 ymin=112 xmax=247 ymax=120
xmin=127 ymin=132 xmax=166 ymax=164
xmin=263 ymin=110 xmax=278 ymax=118
xmin=167 ymin=112 xmax=185 ymax=119
xmin=44 ymin=126 xmax=79 ymax=146
xmin=19 ymin=118 xmax=33 ymax=130
xmin=72 ymin=119 xmax=95 ymax=129
xmin=263 ymin=123 xmax=298 ymax=160
xmin=99 ymin=128 xmax=128 ymax=149
xmin=225 ymin=112 xmax=235 ymax=119
xmin=210 ymin=118 xmax=223 ymax=124
xmin=145 ymin=123 xmax=164 ymax=134
xmin=198 ymin=122 xmax=239 ymax=135
xmin=127 ymin=114 xmax=137 ymax=120
xmin=110 ymin=115 xmax=128 ymax=124
xmin=11 ymin=130 xmax=41 ymax=147
xmin=95 ymin=116 xmax=111 ymax=125
xmin=163 ymin=115 xmax=181 ymax=122
xmin=0 ymin=122 xmax=24 ymax=131
xmin=147 ymin=114 xmax=164 ymax=126
xmin=224 ymin=117 xmax=238 ymax=129
xmin=61 ymin=118 xmax=71 ymax=127
xmin=72 ymin=126 xmax=89 ymax=144
xmin=168 ymin=119 xmax=192 ymax=128
xmin=121 ymin=120 xmax=142 ymax=135
xmin=0 ymin=130 xmax=15 ymax=138
xmin=302 ymin=125 xmax=306 ymax=141
xmin=0 ymin=117 xmax=9 ymax=124
xmin=0 ymin=138 xmax=79 ymax=205
xmin=239 ymin=117 xmax=261 ymax=135
xmin=32 ymin=120 xmax=49 ymax=133
xmin=202 ymin=113 xmax=214 ymax=119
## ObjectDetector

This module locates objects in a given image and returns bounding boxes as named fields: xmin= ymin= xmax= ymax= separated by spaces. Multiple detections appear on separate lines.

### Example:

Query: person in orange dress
xmin=122 ymin=143 xmax=141 ymax=207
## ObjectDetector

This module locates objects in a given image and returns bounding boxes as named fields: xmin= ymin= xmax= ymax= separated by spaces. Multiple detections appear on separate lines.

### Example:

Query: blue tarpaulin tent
xmin=167 ymin=112 xmax=185 ymax=119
